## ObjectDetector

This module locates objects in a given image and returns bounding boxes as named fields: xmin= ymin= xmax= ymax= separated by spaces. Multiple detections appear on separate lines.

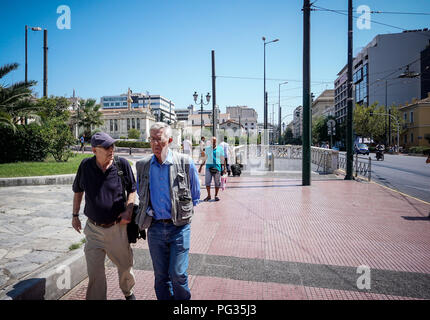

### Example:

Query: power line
xmin=371 ymin=11 xmax=430 ymax=16
xmin=217 ymin=75 xmax=333 ymax=84
xmin=312 ymin=4 xmax=430 ymax=36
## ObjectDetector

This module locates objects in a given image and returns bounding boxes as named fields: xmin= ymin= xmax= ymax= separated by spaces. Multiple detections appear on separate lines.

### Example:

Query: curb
xmin=0 ymin=248 xmax=87 ymax=300
xmin=0 ymin=174 xmax=76 ymax=188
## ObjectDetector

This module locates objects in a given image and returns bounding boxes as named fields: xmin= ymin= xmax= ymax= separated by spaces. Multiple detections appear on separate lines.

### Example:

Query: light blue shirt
xmin=205 ymin=145 xmax=225 ymax=172
xmin=146 ymin=149 xmax=200 ymax=220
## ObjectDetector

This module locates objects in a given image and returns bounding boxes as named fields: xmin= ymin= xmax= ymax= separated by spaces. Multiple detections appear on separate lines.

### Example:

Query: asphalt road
xmin=367 ymin=153 xmax=430 ymax=203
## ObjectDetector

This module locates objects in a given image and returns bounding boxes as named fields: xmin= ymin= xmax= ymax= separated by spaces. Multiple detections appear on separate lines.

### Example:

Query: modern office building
xmin=225 ymin=106 xmax=258 ymax=132
xmin=101 ymin=91 xmax=176 ymax=123
xmin=293 ymin=105 xmax=303 ymax=138
xmin=175 ymin=105 xmax=194 ymax=121
xmin=334 ymin=29 xmax=430 ymax=124
xmin=334 ymin=65 xmax=349 ymax=124
xmin=421 ymin=44 xmax=430 ymax=99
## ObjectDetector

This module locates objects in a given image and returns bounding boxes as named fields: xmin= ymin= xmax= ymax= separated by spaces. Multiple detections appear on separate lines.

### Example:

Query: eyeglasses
xmin=149 ymin=137 xmax=168 ymax=144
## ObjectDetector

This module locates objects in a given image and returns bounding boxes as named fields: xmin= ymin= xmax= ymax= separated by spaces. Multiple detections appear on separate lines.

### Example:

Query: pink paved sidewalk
xmin=62 ymin=176 xmax=430 ymax=300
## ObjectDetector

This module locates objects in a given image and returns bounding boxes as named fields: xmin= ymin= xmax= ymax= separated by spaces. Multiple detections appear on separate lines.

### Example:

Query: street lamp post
xmin=376 ymin=67 xmax=420 ymax=147
xmin=193 ymin=91 xmax=211 ymax=136
xmin=43 ymin=28 xmax=48 ymax=97
xmin=25 ymin=25 xmax=42 ymax=84
xmin=372 ymin=112 xmax=400 ymax=152
xmin=262 ymin=36 xmax=279 ymax=145
xmin=278 ymin=81 xmax=288 ymax=144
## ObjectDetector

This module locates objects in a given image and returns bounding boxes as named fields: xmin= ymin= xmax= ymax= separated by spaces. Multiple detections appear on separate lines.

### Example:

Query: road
xmin=365 ymin=153 xmax=430 ymax=203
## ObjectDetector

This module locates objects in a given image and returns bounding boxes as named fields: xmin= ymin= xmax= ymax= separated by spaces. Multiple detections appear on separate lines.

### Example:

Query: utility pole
xmin=212 ymin=50 xmax=217 ymax=137
xmin=43 ymin=29 xmax=48 ymax=97
xmin=302 ymin=0 xmax=311 ymax=186
xmin=345 ymin=0 xmax=354 ymax=180
xmin=25 ymin=25 xmax=28 ymax=84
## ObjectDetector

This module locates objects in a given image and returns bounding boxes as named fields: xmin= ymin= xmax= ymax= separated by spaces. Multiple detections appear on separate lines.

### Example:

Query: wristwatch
xmin=72 ymin=214 xmax=79 ymax=218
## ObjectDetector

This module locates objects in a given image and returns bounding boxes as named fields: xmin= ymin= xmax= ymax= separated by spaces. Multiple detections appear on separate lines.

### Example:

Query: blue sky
xmin=1 ymin=0 xmax=429 ymax=123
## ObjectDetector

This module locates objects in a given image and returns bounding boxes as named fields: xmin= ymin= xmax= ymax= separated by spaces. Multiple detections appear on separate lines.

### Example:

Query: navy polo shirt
xmin=72 ymin=156 xmax=136 ymax=224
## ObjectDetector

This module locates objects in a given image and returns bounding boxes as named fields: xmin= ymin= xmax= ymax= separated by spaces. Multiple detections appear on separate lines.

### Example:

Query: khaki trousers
xmin=84 ymin=220 xmax=135 ymax=300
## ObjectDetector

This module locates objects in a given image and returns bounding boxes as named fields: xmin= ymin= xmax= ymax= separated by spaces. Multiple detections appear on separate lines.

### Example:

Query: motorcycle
xmin=376 ymin=150 xmax=384 ymax=161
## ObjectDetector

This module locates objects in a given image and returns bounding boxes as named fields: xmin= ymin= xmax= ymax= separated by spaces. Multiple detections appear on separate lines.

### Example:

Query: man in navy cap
xmin=72 ymin=132 xmax=137 ymax=300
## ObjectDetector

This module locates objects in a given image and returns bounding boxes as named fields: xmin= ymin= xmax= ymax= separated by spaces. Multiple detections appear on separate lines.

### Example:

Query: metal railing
xmin=338 ymin=153 xmax=372 ymax=181
xmin=232 ymin=145 xmax=339 ymax=174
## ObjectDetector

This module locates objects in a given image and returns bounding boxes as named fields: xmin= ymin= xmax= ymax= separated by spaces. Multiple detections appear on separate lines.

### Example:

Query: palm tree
xmin=0 ymin=63 xmax=38 ymax=129
xmin=71 ymin=98 xmax=104 ymax=136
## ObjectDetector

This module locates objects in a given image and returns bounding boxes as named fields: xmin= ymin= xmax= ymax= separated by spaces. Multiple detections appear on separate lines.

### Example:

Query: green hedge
xmin=0 ymin=124 xmax=49 ymax=163
xmin=115 ymin=141 xmax=151 ymax=149
xmin=409 ymin=146 xmax=430 ymax=154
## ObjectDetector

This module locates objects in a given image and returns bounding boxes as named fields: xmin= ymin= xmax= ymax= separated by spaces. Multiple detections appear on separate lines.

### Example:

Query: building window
xmin=404 ymin=134 xmax=407 ymax=144
xmin=404 ymin=112 xmax=407 ymax=121
xmin=411 ymin=133 xmax=414 ymax=143
xmin=132 ymin=118 xmax=135 ymax=129
xmin=127 ymin=119 xmax=130 ymax=130
xmin=410 ymin=111 xmax=414 ymax=123
xmin=114 ymin=119 xmax=118 ymax=131
xmin=110 ymin=120 xmax=113 ymax=132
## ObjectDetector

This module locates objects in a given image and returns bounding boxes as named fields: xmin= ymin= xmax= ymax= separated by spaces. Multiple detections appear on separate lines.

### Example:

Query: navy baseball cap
xmin=91 ymin=132 xmax=116 ymax=148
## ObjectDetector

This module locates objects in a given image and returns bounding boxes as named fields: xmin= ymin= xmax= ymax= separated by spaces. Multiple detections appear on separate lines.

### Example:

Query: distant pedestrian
xmin=80 ymin=135 xmax=85 ymax=153
xmin=219 ymin=137 xmax=231 ymax=176
xmin=199 ymin=136 xmax=226 ymax=201
xmin=182 ymin=137 xmax=192 ymax=156
xmin=135 ymin=122 xmax=200 ymax=300
xmin=199 ymin=136 xmax=206 ymax=164
xmin=72 ymin=132 xmax=137 ymax=300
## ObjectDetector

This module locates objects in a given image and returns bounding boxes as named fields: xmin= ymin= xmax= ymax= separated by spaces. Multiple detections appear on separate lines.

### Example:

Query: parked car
xmin=354 ymin=143 xmax=369 ymax=155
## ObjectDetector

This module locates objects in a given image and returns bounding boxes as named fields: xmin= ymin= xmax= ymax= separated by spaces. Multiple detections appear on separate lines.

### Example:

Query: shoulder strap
xmin=113 ymin=156 xmax=127 ymax=203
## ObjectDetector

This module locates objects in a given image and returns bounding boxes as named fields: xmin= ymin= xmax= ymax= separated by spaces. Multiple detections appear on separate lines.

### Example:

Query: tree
xmin=71 ymin=98 xmax=103 ymax=136
xmin=353 ymin=102 xmax=404 ymax=144
xmin=37 ymin=97 xmax=75 ymax=162
xmin=128 ymin=128 xmax=140 ymax=139
xmin=0 ymin=63 xmax=38 ymax=130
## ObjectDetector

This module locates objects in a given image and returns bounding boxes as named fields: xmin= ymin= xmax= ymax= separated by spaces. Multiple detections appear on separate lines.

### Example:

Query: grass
xmin=0 ymin=152 xmax=93 ymax=178
xmin=69 ymin=238 xmax=86 ymax=251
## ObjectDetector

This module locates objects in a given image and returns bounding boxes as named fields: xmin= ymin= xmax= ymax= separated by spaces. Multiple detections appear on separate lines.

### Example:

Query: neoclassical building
xmin=100 ymin=108 xmax=156 ymax=141
xmin=99 ymin=88 xmax=172 ymax=141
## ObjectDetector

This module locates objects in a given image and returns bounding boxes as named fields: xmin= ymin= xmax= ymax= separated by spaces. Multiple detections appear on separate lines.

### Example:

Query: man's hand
xmin=72 ymin=216 xmax=82 ymax=233
xmin=119 ymin=210 xmax=132 ymax=224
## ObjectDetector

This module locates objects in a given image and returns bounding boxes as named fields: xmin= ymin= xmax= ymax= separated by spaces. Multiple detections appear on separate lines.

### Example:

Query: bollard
xmin=368 ymin=156 xmax=371 ymax=182
xmin=129 ymin=147 xmax=132 ymax=155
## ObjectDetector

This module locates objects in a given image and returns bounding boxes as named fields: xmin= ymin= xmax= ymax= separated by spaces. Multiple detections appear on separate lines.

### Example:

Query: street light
xmin=193 ymin=91 xmax=211 ymax=136
xmin=278 ymin=81 xmax=288 ymax=144
xmin=25 ymin=25 xmax=47 ymax=97
xmin=371 ymin=111 xmax=400 ymax=152
xmin=25 ymin=25 xmax=42 ymax=84
xmin=263 ymin=36 xmax=279 ymax=145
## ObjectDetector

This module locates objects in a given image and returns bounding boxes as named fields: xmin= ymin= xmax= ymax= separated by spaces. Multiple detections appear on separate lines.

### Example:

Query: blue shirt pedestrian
xmin=138 ymin=149 xmax=200 ymax=220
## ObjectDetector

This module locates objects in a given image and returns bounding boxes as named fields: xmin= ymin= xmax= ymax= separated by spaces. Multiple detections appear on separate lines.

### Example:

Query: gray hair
xmin=150 ymin=122 xmax=172 ymax=139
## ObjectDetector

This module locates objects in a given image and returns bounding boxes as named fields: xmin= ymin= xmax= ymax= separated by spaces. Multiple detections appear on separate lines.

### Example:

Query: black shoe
xmin=125 ymin=294 xmax=136 ymax=300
